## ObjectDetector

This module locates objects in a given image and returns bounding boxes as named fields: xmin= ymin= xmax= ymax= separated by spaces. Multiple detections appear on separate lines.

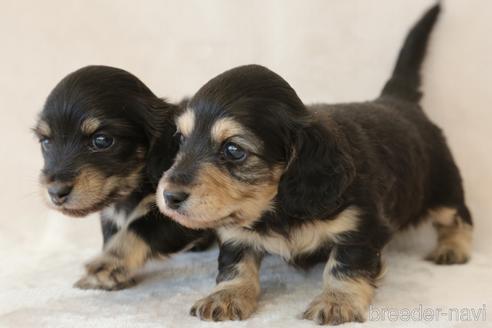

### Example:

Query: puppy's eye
xmin=40 ymin=138 xmax=51 ymax=151
xmin=223 ymin=142 xmax=247 ymax=162
xmin=91 ymin=134 xmax=114 ymax=150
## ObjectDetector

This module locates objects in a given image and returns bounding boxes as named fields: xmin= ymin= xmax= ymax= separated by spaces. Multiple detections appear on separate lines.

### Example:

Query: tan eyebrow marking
xmin=35 ymin=120 xmax=51 ymax=137
xmin=176 ymin=109 xmax=195 ymax=136
xmin=210 ymin=117 xmax=247 ymax=144
xmin=81 ymin=117 xmax=101 ymax=135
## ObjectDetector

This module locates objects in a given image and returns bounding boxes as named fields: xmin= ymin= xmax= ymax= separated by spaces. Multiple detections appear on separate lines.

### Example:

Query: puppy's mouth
xmin=45 ymin=189 xmax=120 ymax=218
xmin=58 ymin=194 xmax=118 ymax=217
xmin=162 ymin=207 xmax=235 ymax=229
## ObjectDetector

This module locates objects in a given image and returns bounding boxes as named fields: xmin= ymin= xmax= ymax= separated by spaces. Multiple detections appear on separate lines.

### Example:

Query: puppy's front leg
xmin=191 ymin=243 xmax=263 ymax=321
xmin=76 ymin=212 xmax=211 ymax=290
xmin=303 ymin=244 xmax=382 ymax=325
xmin=100 ymin=216 xmax=120 ymax=246
xmin=74 ymin=227 xmax=150 ymax=290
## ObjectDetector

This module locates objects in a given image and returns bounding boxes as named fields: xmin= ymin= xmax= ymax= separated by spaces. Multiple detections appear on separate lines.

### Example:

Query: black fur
xmin=277 ymin=121 xmax=356 ymax=219
xmin=382 ymin=4 xmax=440 ymax=102
xmin=40 ymin=66 xmax=172 ymax=189
xmin=128 ymin=207 xmax=212 ymax=255
xmin=35 ymin=65 xmax=214 ymax=259
xmin=154 ymin=4 xmax=473 ymax=323
xmin=101 ymin=219 xmax=119 ymax=245
xmin=216 ymin=242 xmax=260 ymax=283
xmin=161 ymin=2 xmax=470 ymax=290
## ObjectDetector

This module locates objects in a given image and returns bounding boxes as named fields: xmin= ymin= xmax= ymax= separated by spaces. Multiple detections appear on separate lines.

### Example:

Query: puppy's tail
xmin=381 ymin=3 xmax=441 ymax=103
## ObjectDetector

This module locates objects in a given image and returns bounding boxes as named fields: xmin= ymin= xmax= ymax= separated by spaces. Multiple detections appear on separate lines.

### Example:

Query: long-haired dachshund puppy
xmin=34 ymin=65 xmax=214 ymax=290
xmin=156 ymin=5 xmax=472 ymax=324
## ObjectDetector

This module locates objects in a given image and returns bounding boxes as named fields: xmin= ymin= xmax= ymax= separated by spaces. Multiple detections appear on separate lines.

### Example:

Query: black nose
xmin=164 ymin=191 xmax=189 ymax=210
xmin=48 ymin=184 xmax=73 ymax=206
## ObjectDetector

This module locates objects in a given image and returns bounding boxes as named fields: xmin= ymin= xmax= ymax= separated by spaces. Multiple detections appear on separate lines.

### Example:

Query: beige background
xmin=1 ymin=0 xmax=490 ymax=250
xmin=0 ymin=1 xmax=491 ymax=327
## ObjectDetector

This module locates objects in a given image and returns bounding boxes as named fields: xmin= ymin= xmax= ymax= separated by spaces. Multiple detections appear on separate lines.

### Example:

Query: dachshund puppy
xmin=34 ymin=65 xmax=214 ymax=290
xmin=157 ymin=5 xmax=472 ymax=324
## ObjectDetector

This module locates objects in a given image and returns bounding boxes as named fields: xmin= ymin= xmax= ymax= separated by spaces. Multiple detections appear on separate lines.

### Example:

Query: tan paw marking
xmin=74 ymin=254 xmax=136 ymax=291
xmin=428 ymin=208 xmax=472 ymax=265
xmin=426 ymin=242 xmax=470 ymax=265
xmin=303 ymin=294 xmax=366 ymax=325
xmin=190 ymin=289 xmax=257 ymax=321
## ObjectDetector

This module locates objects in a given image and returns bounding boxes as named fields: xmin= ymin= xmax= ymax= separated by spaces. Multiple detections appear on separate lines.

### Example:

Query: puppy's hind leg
xmin=426 ymin=206 xmax=472 ymax=265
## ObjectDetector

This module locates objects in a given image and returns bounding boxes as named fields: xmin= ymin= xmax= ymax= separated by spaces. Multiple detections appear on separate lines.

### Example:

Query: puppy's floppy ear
xmin=145 ymin=128 xmax=179 ymax=186
xmin=130 ymin=98 xmax=181 ymax=186
xmin=277 ymin=123 xmax=355 ymax=219
xmin=129 ymin=97 xmax=173 ymax=142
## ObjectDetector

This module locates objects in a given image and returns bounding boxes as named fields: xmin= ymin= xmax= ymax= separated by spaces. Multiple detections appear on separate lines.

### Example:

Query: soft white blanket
xmin=1 ymin=212 xmax=490 ymax=327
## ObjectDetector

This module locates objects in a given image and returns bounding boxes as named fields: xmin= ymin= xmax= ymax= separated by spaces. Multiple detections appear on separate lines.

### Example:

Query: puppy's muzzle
xmin=47 ymin=182 xmax=73 ymax=206
xmin=163 ymin=190 xmax=189 ymax=210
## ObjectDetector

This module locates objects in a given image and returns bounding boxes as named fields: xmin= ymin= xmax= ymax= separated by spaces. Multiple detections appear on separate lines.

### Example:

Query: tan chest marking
xmin=218 ymin=207 xmax=360 ymax=260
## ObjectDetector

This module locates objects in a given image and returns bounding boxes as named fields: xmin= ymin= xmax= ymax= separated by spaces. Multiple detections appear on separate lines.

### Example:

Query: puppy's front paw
xmin=190 ymin=289 xmax=257 ymax=321
xmin=303 ymin=294 xmax=366 ymax=325
xmin=74 ymin=254 xmax=136 ymax=291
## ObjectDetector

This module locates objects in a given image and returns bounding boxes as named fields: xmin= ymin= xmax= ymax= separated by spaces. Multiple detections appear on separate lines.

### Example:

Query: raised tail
xmin=381 ymin=3 xmax=441 ymax=102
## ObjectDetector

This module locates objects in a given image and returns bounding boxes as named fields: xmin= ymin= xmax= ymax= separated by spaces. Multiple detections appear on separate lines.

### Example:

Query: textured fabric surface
xmin=1 ymin=213 xmax=491 ymax=327
xmin=1 ymin=0 xmax=490 ymax=327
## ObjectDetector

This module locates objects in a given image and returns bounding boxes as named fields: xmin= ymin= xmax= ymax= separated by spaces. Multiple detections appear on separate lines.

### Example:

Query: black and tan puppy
xmin=34 ymin=65 xmax=214 ymax=290
xmin=156 ymin=5 xmax=472 ymax=324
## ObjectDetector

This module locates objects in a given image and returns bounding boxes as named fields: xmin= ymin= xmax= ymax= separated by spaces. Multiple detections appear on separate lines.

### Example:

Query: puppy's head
xmin=156 ymin=65 xmax=354 ymax=229
xmin=34 ymin=65 xmax=176 ymax=217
